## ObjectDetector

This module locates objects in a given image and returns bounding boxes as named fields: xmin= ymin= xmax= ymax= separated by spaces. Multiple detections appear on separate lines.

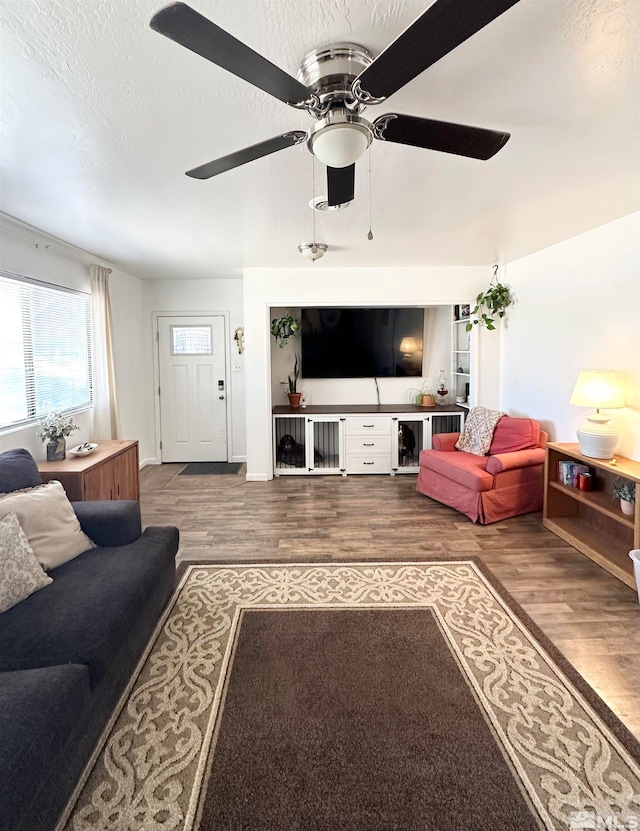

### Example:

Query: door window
xmin=170 ymin=325 xmax=213 ymax=356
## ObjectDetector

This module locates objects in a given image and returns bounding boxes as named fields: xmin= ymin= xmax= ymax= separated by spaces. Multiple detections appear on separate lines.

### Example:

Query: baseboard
xmin=140 ymin=457 xmax=160 ymax=468
xmin=230 ymin=455 xmax=247 ymax=463
xmin=245 ymin=473 xmax=270 ymax=482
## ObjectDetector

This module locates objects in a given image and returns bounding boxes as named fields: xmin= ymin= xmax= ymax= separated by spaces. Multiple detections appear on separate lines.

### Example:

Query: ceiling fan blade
xmin=327 ymin=164 xmax=355 ymax=206
xmin=150 ymin=2 xmax=311 ymax=106
xmin=353 ymin=0 xmax=520 ymax=101
xmin=373 ymin=114 xmax=510 ymax=160
xmin=186 ymin=131 xmax=306 ymax=179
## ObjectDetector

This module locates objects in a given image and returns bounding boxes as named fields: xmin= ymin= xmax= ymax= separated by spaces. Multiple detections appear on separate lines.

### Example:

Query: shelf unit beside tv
xmin=451 ymin=305 xmax=474 ymax=408
xmin=543 ymin=442 xmax=640 ymax=588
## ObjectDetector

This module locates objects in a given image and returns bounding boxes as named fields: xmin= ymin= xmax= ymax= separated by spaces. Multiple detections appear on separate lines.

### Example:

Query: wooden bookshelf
xmin=543 ymin=442 xmax=640 ymax=589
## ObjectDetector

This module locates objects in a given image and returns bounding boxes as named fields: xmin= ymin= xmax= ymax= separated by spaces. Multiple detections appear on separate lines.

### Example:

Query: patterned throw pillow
xmin=0 ymin=512 xmax=52 ymax=614
xmin=455 ymin=406 xmax=506 ymax=456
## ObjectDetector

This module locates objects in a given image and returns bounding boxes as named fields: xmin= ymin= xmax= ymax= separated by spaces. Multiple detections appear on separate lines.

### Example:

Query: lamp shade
xmin=570 ymin=370 xmax=624 ymax=459
xmin=569 ymin=370 xmax=624 ymax=409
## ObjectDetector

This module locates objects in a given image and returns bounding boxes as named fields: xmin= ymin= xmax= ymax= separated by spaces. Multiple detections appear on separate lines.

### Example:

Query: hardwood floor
xmin=140 ymin=465 xmax=640 ymax=740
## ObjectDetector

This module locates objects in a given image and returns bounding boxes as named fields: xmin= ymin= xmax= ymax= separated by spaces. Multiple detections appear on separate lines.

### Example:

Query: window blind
xmin=0 ymin=272 xmax=92 ymax=430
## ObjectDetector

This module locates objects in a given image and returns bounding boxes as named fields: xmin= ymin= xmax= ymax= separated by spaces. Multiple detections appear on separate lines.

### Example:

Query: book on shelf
xmin=557 ymin=461 xmax=590 ymax=487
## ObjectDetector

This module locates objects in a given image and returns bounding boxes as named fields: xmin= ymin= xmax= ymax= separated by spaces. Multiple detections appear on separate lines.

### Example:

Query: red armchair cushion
xmin=431 ymin=433 xmax=460 ymax=452
xmin=489 ymin=417 xmax=541 ymax=455
xmin=418 ymin=450 xmax=494 ymax=492
xmin=485 ymin=447 xmax=546 ymax=474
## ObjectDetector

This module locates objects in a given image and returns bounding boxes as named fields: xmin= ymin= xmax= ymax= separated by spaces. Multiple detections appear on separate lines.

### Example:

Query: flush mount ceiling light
xmin=298 ymin=243 xmax=328 ymax=262
xmin=307 ymin=111 xmax=373 ymax=169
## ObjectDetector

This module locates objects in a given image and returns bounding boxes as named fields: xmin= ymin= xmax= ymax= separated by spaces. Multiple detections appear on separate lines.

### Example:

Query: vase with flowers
xmin=36 ymin=411 xmax=80 ymax=461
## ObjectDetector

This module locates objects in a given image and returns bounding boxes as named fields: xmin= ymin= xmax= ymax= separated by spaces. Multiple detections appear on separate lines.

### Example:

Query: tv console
xmin=273 ymin=405 xmax=465 ymax=476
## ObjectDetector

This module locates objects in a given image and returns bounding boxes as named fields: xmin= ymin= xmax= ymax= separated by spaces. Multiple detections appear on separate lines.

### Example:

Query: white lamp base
xmin=576 ymin=412 xmax=619 ymax=459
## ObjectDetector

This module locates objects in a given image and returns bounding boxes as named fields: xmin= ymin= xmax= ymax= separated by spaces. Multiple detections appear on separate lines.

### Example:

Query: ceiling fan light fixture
xmin=298 ymin=242 xmax=328 ymax=262
xmin=308 ymin=112 xmax=372 ymax=168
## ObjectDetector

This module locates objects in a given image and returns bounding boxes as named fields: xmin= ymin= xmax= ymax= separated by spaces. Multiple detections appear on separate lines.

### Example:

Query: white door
xmin=157 ymin=315 xmax=228 ymax=462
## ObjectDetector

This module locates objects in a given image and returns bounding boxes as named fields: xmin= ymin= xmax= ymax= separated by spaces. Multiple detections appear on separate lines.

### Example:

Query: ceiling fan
xmin=150 ymin=0 xmax=520 ymax=207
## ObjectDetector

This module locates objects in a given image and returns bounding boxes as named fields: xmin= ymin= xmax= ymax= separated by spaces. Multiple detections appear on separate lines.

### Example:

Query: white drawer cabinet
xmin=273 ymin=406 xmax=465 ymax=478
xmin=345 ymin=418 xmax=390 ymax=435
xmin=345 ymin=418 xmax=392 ymax=473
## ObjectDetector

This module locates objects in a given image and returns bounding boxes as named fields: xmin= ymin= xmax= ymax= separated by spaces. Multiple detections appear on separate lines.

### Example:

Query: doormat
xmin=60 ymin=561 xmax=640 ymax=831
xmin=180 ymin=462 xmax=242 ymax=475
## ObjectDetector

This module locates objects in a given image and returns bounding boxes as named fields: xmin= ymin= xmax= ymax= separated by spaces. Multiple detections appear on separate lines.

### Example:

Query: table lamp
xmin=569 ymin=370 xmax=624 ymax=459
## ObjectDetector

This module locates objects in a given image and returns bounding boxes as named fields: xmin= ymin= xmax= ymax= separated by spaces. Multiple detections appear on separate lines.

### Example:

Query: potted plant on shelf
xmin=466 ymin=266 xmax=512 ymax=332
xmin=612 ymin=478 xmax=636 ymax=516
xmin=408 ymin=381 xmax=436 ymax=407
xmin=36 ymin=411 xmax=80 ymax=461
xmin=285 ymin=355 xmax=301 ymax=407
xmin=271 ymin=311 xmax=300 ymax=348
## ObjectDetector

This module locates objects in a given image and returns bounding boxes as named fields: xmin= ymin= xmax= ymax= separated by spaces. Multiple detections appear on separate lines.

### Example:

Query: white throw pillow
xmin=0 ymin=481 xmax=95 ymax=570
xmin=0 ymin=512 xmax=53 ymax=613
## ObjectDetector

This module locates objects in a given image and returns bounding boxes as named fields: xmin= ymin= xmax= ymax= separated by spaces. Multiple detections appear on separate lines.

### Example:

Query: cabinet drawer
xmin=345 ymin=418 xmax=390 ymax=435
xmin=346 ymin=435 xmax=391 ymax=454
xmin=346 ymin=454 xmax=391 ymax=474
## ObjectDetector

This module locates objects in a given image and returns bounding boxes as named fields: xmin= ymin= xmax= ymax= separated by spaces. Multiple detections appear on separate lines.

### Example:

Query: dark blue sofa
xmin=0 ymin=448 xmax=178 ymax=831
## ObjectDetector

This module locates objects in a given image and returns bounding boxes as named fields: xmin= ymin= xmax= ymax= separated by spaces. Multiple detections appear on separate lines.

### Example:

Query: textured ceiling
xmin=0 ymin=0 xmax=638 ymax=280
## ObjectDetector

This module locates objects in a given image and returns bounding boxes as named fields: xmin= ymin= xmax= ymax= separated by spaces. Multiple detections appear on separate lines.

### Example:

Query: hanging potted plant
xmin=36 ymin=411 xmax=80 ymax=461
xmin=271 ymin=311 xmax=300 ymax=348
xmin=612 ymin=479 xmax=636 ymax=516
xmin=466 ymin=266 xmax=513 ymax=332
xmin=284 ymin=355 xmax=301 ymax=407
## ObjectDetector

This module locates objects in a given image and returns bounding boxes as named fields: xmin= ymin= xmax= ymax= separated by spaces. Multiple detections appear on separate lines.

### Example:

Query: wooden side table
xmin=38 ymin=439 xmax=139 ymax=502
xmin=543 ymin=442 xmax=640 ymax=588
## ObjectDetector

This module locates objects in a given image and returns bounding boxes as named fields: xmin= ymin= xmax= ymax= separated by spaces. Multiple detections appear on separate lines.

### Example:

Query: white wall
xmin=141 ymin=279 xmax=246 ymax=463
xmin=0 ymin=218 xmax=150 ymax=462
xmin=502 ymin=212 xmax=640 ymax=459
xmin=244 ymin=266 xmax=499 ymax=480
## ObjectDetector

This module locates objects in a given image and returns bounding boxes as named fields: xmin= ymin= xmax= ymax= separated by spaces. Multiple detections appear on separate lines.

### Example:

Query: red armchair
xmin=416 ymin=416 xmax=547 ymax=524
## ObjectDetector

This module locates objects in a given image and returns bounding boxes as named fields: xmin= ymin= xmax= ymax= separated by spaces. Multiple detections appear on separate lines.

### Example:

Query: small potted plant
xmin=408 ymin=381 xmax=436 ymax=407
xmin=612 ymin=478 xmax=636 ymax=516
xmin=285 ymin=355 xmax=301 ymax=407
xmin=271 ymin=311 xmax=300 ymax=348
xmin=36 ymin=411 xmax=80 ymax=461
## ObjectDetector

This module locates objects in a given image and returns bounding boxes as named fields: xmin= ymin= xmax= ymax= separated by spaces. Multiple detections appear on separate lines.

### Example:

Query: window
xmin=0 ymin=272 xmax=92 ymax=430
xmin=170 ymin=325 xmax=213 ymax=356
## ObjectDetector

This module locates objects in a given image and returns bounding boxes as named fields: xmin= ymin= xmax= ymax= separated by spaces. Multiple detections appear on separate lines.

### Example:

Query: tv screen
xmin=301 ymin=307 xmax=424 ymax=378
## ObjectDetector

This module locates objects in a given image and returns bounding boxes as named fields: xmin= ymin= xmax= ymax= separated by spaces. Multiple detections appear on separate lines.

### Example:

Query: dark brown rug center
xmin=199 ymin=608 xmax=541 ymax=831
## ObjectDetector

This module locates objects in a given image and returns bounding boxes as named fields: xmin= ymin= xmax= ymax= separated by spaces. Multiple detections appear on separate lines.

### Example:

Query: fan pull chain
xmin=367 ymin=151 xmax=373 ymax=241
xmin=312 ymin=157 xmax=317 ymax=248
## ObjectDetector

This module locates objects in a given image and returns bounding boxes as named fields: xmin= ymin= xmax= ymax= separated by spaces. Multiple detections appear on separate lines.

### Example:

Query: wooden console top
xmin=273 ymin=404 xmax=466 ymax=415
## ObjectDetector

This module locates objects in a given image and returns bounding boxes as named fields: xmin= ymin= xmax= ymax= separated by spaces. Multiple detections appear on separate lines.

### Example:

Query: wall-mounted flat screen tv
xmin=301 ymin=307 xmax=424 ymax=378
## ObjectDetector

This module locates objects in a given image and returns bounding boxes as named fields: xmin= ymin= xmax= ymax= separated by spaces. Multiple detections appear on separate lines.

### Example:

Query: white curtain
xmin=90 ymin=264 xmax=119 ymax=440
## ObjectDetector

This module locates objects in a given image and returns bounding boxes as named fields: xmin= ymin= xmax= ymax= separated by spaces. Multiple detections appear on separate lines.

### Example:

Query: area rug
xmin=180 ymin=462 xmax=242 ymax=475
xmin=58 ymin=562 xmax=640 ymax=831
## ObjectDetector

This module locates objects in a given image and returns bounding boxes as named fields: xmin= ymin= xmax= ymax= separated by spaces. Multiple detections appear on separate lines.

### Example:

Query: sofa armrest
xmin=71 ymin=501 xmax=142 ymax=547
xmin=431 ymin=433 xmax=461 ymax=452
xmin=485 ymin=447 xmax=546 ymax=474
